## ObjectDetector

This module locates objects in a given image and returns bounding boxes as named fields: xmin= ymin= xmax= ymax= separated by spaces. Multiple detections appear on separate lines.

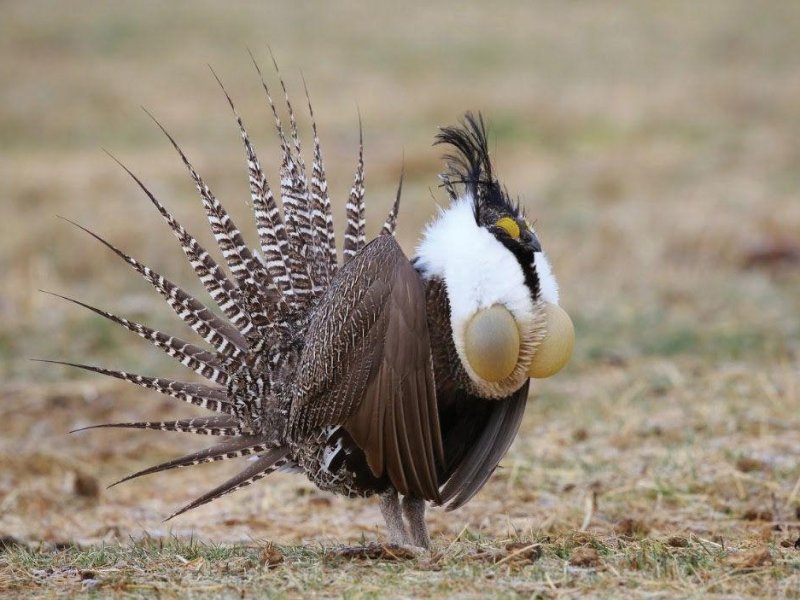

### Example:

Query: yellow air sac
xmin=529 ymin=302 xmax=574 ymax=379
xmin=464 ymin=305 xmax=520 ymax=382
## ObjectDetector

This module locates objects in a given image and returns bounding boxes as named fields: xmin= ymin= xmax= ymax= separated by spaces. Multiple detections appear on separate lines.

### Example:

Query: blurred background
xmin=1 ymin=0 xmax=798 ymax=553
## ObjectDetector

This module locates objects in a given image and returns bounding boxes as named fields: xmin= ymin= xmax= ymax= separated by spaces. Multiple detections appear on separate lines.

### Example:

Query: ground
xmin=2 ymin=2 xmax=799 ymax=597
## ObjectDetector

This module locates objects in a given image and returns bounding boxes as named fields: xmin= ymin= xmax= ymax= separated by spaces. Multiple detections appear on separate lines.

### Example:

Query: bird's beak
xmin=528 ymin=302 xmax=574 ymax=378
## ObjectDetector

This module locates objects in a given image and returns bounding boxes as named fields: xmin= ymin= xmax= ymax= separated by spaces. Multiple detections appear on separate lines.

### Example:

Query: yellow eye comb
xmin=495 ymin=216 xmax=520 ymax=239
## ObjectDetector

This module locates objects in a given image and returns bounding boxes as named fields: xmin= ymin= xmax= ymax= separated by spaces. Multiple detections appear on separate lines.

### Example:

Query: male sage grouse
xmin=47 ymin=65 xmax=574 ymax=549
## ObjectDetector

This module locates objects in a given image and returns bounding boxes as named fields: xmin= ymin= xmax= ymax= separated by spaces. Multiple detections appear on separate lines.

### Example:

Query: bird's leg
xmin=378 ymin=489 xmax=409 ymax=545
xmin=401 ymin=495 xmax=430 ymax=549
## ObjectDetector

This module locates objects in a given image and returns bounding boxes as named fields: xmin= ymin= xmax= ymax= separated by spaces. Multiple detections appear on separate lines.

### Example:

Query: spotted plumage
xmin=48 ymin=65 xmax=572 ymax=549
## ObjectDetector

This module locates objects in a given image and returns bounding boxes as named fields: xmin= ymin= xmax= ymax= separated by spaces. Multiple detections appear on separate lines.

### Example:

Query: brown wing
xmin=290 ymin=235 xmax=444 ymax=501
xmin=438 ymin=380 xmax=530 ymax=511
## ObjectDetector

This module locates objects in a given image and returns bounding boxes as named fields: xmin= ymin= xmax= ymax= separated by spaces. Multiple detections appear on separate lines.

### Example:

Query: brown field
xmin=2 ymin=1 xmax=800 ymax=597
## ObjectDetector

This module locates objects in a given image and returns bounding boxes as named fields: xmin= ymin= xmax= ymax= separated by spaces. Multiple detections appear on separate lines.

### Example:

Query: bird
xmin=45 ymin=62 xmax=574 ymax=550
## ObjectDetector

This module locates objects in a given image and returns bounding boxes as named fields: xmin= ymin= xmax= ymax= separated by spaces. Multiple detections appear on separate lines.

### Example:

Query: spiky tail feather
xmin=108 ymin=436 xmax=273 ymax=488
xmin=52 ymin=59 xmax=401 ymax=519
xmin=165 ymin=447 xmax=292 ymax=520
xmin=70 ymin=416 xmax=239 ymax=436
xmin=343 ymin=119 xmax=366 ymax=263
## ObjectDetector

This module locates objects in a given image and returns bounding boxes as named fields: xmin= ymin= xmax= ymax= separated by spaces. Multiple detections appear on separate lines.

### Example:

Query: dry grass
xmin=2 ymin=1 xmax=800 ymax=597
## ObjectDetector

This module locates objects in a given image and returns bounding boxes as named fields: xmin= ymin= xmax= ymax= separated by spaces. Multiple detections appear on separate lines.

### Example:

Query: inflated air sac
xmin=528 ymin=302 xmax=574 ymax=379
xmin=464 ymin=305 xmax=520 ymax=382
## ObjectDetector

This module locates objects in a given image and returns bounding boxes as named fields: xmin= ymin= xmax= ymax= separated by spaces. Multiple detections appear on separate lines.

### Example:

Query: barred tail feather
xmin=165 ymin=447 xmax=291 ymax=520
xmin=106 ymin=153 xmax=253 ymax=335
xmin=210 ymin=68 xmax=295 ymax=300
xmin=64 ymin=219 xmax=247 ymax=359
xmin=381 ymin=168 xmax=403 ymax=237
xmin=303 ymin=79 xmax=337 ymax=284
xmin=251 ymin=55 xmax=315 ymax=303
xmin=343 ymin=119 xmax=366 ymax=263
xmin=36 ymin=359 xmax=233 ymax=415
xmin=271 ymin=52 xmax=307 ymax=183
xmin=109 ymin=436 xmax=272 ymax=488
xmin=71 ymin=416 xmax=239 ymax=436
xmin=46 ymin=292 xmax=230 ymax=385
xmin=145 ymin=111 xmax=288 ymax=325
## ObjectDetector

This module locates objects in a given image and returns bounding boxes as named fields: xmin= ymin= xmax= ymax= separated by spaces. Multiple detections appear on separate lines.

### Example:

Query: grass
xmin=2 ymin=530 xmax=797 ymax=597
xmin=2 ymin=0 xmax=800 ymax=597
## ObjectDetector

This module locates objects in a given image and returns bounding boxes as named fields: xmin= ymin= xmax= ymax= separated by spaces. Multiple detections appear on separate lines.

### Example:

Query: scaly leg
xmin=379 ymin=489 xmax=409 ymax=545
xmin=402 ymin=495 xmax=430 ymax=549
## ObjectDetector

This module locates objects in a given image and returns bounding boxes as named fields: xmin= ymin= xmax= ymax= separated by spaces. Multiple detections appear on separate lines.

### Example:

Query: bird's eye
xmin=495 ymin=217 xmax=520 ymax=239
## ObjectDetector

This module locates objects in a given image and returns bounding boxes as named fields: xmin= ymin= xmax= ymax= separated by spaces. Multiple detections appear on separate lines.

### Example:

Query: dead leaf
xmin=742 ymin=508 xmax=773 ymax=522
xmin=307 ymin=497 xmax=332 ymax=508
xmin=572 ymin=428 xmax=588 ymax=442
xmin=73 ymin=471 xmax=100 ymax=499
xmin=743 ymin=239 xmax=800 ymax=269
xmin=614 ymin=518 xmax=651 ymax=538
xmin=735 ymin=457 xmax=767 ymax=473
xmin=726 ymin=547 xmax=772 ymax=569
xmin=666 ymin=536 xmax=689 ymax=548
xmin=260 ymin=544 xmax=284 ymax=568
xmin=569 ymin=546 xmax=601 ymax=568
xmin=337 ymin=543 xmax=418 ymax=561
xmin=501 ymin=542 xmax=543 ymax=564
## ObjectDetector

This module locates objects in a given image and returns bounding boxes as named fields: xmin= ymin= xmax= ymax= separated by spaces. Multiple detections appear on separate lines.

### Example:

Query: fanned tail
xmin=106 ymin=153 xmax=254 ymax=337
xmin=146 ymin=110 xmax=287 ymax=331
xmin=55 ymin=61 xmax=403 ymax=520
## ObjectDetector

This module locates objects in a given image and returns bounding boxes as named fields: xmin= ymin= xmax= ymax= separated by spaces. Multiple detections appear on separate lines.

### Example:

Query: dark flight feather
xmin=438 ymin=381 xmax=529 ymax=511
xmin=291 ymin=235 xmax=444 ymax=502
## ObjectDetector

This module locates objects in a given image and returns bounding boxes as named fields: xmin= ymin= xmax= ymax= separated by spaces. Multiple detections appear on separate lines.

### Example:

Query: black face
xmin=483 ymin=207 xmax=541 ymax=302
xmin=436 ymin=112 xmax=541 ymax=300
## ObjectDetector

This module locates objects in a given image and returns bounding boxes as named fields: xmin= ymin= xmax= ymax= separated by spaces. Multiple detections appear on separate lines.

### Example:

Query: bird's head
xmin=415 ymin=113 xmax=574 ymax=398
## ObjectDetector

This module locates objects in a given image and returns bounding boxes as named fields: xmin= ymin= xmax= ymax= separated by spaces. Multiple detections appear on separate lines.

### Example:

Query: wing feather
xmin=290 ymin=235 xmax=442 ymax=501
xmin=438 ymin=381 xmax=529 ymax=510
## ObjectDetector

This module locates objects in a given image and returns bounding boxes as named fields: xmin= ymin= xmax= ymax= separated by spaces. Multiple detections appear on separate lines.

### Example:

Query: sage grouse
xmin=49 ymin=68 xmax=574 ymax=548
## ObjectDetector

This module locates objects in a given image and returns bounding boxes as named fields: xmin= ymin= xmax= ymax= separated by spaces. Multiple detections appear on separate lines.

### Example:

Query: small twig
xmin=692 ymin=534 xmax=721 ymax=557
xmin=544 ymin=571 xmax=558 ymax=591
xmin=785 ymin=473 xmax=800 ymax=509
xmin=580 ymin=490 xmax=596 ymax=531
xmin=444 ymin=524 xmax=470 ymax=554
xmin=493 ymin=543 xmax=539 ymax=567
